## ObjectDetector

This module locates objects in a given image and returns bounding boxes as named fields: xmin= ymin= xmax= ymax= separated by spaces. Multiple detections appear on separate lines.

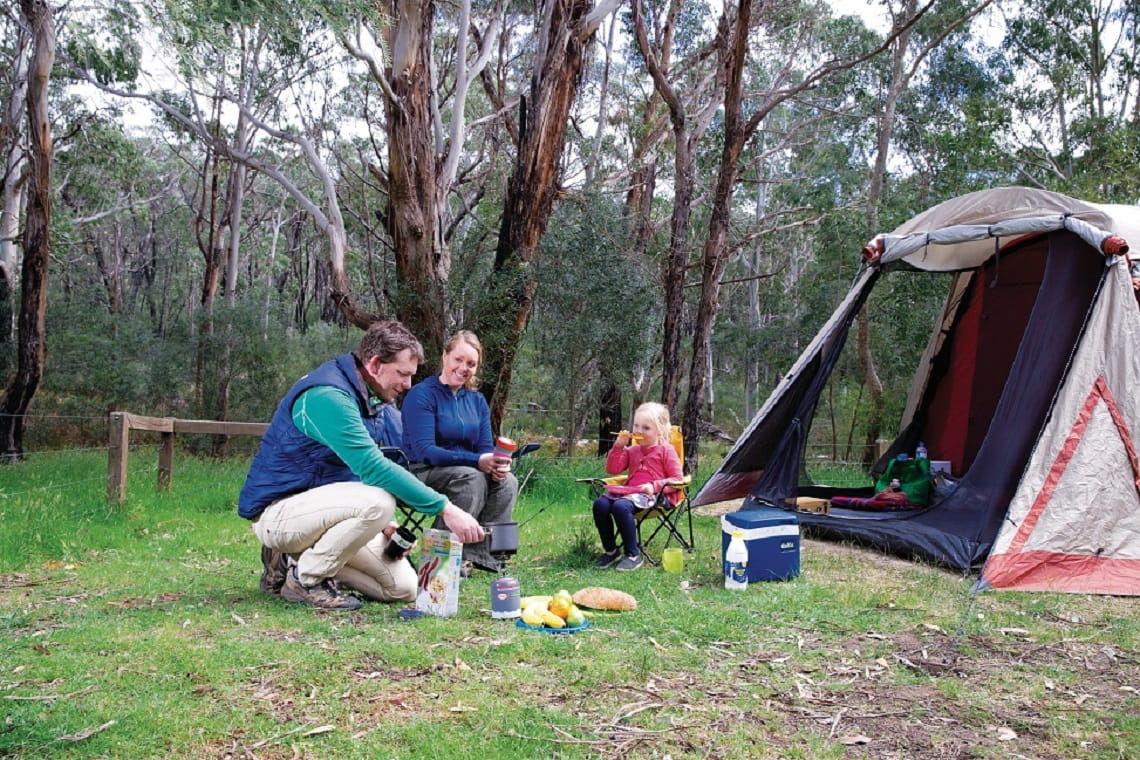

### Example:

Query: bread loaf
xmin=571 ymin=586 xmax=637 ymax=611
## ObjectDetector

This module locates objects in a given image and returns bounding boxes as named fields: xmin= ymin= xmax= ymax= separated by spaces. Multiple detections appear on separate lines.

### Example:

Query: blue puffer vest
xmin=237 ymin=353 xmax=403 ymax=520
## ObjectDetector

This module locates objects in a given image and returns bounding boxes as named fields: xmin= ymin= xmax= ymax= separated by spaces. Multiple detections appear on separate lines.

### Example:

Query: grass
xmin=1 ymin=450 xmax=1138 ymax=759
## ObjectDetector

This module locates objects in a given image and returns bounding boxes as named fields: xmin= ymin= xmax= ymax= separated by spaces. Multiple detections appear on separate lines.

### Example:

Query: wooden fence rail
xmin=107 ymin=412 xmax=267 ymax=503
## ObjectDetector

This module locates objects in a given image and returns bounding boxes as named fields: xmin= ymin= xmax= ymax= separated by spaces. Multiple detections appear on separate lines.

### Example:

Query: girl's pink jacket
xmin=604 ymin=441 xmax=685 ymax=505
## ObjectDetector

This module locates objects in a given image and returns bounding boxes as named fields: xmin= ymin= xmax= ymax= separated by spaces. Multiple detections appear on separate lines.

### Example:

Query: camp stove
xmin=486 ymin=521 xmax=520 ymax=618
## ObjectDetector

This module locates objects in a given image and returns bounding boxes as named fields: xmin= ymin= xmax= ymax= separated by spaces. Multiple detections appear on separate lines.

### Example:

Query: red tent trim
xmin=1007 ymin=376 xmax=1139 ymax=555
xmin=983 ymin=550 xmax=1140 ymax=594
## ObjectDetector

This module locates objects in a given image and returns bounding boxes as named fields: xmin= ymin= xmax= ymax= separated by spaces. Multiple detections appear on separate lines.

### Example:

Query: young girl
xmin=592 ymin=402 xmax=684 ymax=571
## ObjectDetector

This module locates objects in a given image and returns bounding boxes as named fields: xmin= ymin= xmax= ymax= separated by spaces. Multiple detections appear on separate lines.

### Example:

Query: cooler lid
xmin=723 ymin=508 xmax=799 ymax=529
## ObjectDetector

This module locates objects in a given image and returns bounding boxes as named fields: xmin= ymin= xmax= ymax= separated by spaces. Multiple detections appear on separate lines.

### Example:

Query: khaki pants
xmin=252 ymin=481 xmax=416 ymax=602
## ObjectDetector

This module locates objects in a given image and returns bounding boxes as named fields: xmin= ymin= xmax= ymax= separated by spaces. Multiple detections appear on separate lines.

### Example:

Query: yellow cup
xmin=662 ymin=547 xmax=683 ymax=573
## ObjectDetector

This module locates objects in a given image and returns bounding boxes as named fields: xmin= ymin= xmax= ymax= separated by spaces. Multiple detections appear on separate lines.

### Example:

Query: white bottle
xmin=724 ymin=530 xmax=749 ymax=590
xmin=916 ymin=441 xmax=927 ymax=460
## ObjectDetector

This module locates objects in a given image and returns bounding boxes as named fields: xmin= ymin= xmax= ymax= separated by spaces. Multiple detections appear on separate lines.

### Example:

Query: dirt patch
xmin=536 ymin=625 xmax=1138 ymax=759
xmin=802 ymin=537 xmax=947 ymax=573
xmin=692 ymin=499 xmax=746 ymax=517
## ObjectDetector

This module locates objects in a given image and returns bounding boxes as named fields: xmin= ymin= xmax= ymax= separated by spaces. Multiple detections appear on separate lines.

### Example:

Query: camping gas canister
xmin=490 ymin=575 xmax=521 ymax=619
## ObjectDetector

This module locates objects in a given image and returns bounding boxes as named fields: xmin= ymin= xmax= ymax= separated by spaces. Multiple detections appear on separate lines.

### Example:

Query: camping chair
xmin=578 ymin=425 xmax=694 ymax=565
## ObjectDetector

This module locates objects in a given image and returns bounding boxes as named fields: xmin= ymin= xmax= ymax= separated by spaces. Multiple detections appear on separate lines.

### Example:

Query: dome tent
xmin=694 ymin=187 xmax=1140 ymax=595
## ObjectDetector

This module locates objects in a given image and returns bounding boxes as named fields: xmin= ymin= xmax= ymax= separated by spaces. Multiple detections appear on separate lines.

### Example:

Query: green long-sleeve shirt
xmin=291 ymin=386 xmax=446 ymax=516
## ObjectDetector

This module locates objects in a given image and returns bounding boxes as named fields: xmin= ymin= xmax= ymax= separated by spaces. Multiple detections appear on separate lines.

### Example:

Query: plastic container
xmin=915 ymin=441 xmax=928 ymax=461
xmin=724 ymin=530 xmax=749 ymax=590
xmin=493 ymin=436 xmax=517 ymax=461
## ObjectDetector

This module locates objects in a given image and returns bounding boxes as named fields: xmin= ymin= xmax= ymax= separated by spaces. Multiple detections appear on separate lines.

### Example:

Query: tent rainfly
xmin=694 ymin=187 xmax=1140 ymax=595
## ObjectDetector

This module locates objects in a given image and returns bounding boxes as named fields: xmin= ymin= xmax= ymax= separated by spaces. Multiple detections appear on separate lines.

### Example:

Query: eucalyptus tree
xmin=678 ymin=0 xmax=934 ymax=461
xmin=475 ymin=0 xmax=622 ymax=431
xmin=338 ymin=0 xmax=508 ymax=357
xmin=629 ymin=0 xmax=726 ymax=415
xmin=0 ymin=0 xmax=54 ymax=460
xmin=566 ymin=7 xmax=675 ymax=452
xmin=1001 ymin=0 xmax=1140 ymax=198
xmin=0 ymin=8 xmax=28 ymax=382
xmin=125 ymin=1 xmax=341 ymax=435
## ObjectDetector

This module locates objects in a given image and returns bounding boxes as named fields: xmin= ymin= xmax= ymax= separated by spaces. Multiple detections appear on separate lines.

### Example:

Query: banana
xmin=521 ymin=601 xmax=547 ymax=627
xmin=519 ymin=595 xmax=552 ymax=609
xmin=539 ymin=609 xmax=566 ymax=629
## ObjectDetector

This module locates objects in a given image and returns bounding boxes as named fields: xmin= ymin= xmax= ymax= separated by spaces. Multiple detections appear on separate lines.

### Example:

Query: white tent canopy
xmin=864 ymin=187 xmax=1135 ymax=271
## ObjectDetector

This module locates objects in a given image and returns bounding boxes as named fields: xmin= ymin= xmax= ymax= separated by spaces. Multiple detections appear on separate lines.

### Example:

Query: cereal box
xmin=415 ymin=529 xmax=463 ymax=617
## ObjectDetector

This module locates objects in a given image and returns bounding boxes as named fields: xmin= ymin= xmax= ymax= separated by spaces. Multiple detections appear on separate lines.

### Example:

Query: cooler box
xmin=721 ymin=508 xmax=800 ymax=582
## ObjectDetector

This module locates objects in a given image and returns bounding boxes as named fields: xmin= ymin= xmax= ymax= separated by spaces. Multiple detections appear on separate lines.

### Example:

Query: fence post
xmin=876 ymin=438 xmax=890 ymax=460
xmin=107 ymin=412 xmax=129 ymax=503
xmin=158 ymin=429 xmax=174 ymax=491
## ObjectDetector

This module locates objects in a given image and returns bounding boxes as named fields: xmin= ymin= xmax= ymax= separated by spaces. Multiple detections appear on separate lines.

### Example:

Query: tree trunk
xmin=861 ymin=0 xmax=921 ymax=465
xmin=681 ymin=0 xmax=752 ymax=465
xmin=0 ymin=26 xmax=29 ymax=383
xmin=596 ymin=380 xmax=622 ymax=457
xmin=629 ymin=0 xmax=726 ymax=416
xmin=857 ymin=313 xmax=884 ymax=466
xmin=0 ymin=0 xmax=54 ymax=461
xmin=479 ymin=0 xmax=609 ymax=432
xmin=383 ymin=0 xmax=448 ymax=359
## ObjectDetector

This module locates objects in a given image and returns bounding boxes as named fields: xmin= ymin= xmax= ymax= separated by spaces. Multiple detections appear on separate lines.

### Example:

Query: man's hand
xmin=441 ymin=502 xmax=485 ymax=544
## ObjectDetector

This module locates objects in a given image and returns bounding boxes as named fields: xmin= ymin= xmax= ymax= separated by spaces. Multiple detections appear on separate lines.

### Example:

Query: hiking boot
xmin=593 ymin=549 xmax=621 ymax=569
xmin=259 ymin=545 xmax=289 ymax=595
xmin=281 ymin=566 xmax=362 ymax=610
xmin=615 ymin=554 xmax=643 ymax=572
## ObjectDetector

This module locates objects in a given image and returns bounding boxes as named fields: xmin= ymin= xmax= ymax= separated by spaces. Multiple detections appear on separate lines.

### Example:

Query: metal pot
xmin=485 ymin=521 xmax=519 ymax=556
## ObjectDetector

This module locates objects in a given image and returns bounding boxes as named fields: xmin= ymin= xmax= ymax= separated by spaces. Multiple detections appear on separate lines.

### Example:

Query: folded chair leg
xmin=638 ymin=505 xmax=694 ymax=564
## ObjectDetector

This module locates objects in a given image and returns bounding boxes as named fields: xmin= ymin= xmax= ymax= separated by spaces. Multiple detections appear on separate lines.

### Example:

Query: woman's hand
xmin=479 ymin=452 xmax=511 ymax=482
xmin=640 ymin=483 xmax=655 ymax=495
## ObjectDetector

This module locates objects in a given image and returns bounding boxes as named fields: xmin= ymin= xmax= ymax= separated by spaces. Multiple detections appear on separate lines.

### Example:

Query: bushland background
xmin=2 ymin=1 xmax=1138 ymax=465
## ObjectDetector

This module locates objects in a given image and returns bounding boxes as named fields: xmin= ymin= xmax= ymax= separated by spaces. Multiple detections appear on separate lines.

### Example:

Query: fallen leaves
xmin=839 ymin=733 xmax=872 ymax=745
xmin=247 ymin=723 xmax=337 ymax=749
xmin=991 ymin=725 xmax=1018 ymax=741
xmin=55 ymin=720 xmax=116 ymax=743
xmin=4 ymin=685 xmax=97 ymax=702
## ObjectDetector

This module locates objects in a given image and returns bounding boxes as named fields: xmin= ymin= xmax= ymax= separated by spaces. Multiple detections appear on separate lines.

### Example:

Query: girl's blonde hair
xmin=634 ymin=401 xmax=672 ymax=442
xmin=442 ymin=330 xmax=482 ymax=390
